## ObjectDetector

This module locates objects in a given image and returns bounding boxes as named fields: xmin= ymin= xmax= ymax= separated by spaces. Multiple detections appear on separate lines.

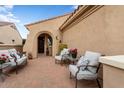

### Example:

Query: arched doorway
xmin=38 ymin=33 xmax=52 ymax=56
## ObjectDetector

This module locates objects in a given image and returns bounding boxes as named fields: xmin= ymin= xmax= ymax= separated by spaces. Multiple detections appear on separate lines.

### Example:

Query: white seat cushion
xmin=8 ymin=49 xmax=17 ymax=54
xmin=55 ymin=48 xmax=69 ymax=61
xmin=69 ymin=64 xmax=78 ymax=76
xmin=69 ymin=51 xmax=101 ymax=80
xmin=21 ymin=56 xmax=27 ymax=60
xmin=4 ymin=61 xmax=16 ymax=67
xmin=8 ymin=49 xmax=21 ymax=59
xmin=60 ymin=48 xmax=69 ymax=56
xmin=84 ymin=51 xmax=101 ymax=66
xmin=17 ymin=58 xmax=24 ymax=65
xmin=69 ymin=64 xmax=97 ymax=80
xmin=55 ymin=56 xmax=62 ymax=61
xmin=76 ymin=56 xmax=84 ymax=66
xmin=17 ymin=56 xmax=27 ymax=65
xmin=77 ymin=70 xmax=97 ymax=80
xmin=84 ymin=51 xmax=101 ymax=73
xmin=0 ymin=50 xmax=12 ymax=59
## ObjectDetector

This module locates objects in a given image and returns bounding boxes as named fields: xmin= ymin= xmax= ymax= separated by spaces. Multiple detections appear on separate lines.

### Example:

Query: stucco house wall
xmin=23 ymin=14 xmax=70 ymax=58
xmin=0 ymin=22 xmax=22 ymax=45
xmin=62 ymin=6 xmax=124 ymax=56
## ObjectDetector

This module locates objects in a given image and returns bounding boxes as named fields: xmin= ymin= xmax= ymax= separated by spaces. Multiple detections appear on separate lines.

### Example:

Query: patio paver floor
xmin=0 ymin=56 xmax=98 ymax=88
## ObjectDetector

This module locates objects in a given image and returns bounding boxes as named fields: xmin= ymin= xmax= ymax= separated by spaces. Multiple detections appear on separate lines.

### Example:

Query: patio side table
xmin=0 ymin=64 xmax=10 ymax=82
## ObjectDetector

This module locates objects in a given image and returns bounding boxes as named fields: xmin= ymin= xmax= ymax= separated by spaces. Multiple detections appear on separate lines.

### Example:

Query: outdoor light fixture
xmin=12 ymin=39 xmax=15 ymax=44
xmin=59 ymin=40 xmax=61 ymax=43
xmin=56 ymin=36 xmax=58 ymax=40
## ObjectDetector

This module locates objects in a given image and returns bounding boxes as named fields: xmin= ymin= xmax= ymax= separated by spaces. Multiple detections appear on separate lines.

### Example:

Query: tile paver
xmin=0 ymin=56 xmax=98 ymax=88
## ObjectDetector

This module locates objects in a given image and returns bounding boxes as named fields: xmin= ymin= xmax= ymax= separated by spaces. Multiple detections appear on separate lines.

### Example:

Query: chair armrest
xmin=22 ymin=54 xmax=26 ymax=57
xmin=77 ymin=65 xmax=97 ymax=68
xmin=9 ymin=57 xmax=18 ymax=66
xmin=22 ymin=52 xmax=26 ymax=54
xmin=9 ymin=57 xmax=15 ymax=62
xmin=61 ymin=54 xmax=66 ymax=60
xmin=76 ymin=64 xmax=97 ymax=75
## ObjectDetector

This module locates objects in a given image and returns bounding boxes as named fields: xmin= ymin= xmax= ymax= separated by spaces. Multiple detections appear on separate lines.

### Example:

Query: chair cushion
xmin=17 ymin=56 xmax=27 ymax=65
xmin=17 ymin=58 xmax=24 ymax=65
xmin=17 ymin=51 xmax=23 ymax=58
xmin=84 ymin=51 xmax=101 ymax=73
xmin=76 ymin=56 xmax=90 ymax=71
xmin=8 ymin=49 xmax=20 ymax=59
xmin=8 ymin=49 xmax=17 ymax=54
xmin=21 ymin=56 xmax=27 ymax=60
xmin=3 ymin=61 xmax=16 ymax=67
xmin=55 ymin=48 xmax=69 ymax=61
xmin=60 ymin=48 xmax=69 ymax=56
xmin=69 ymin=64 xmax=97 ymax=80
xmin=76 ymin=56 xmax=87 ymax=66
xmin=55 ymin=56 xmax=62 ymax=61
xmin=84 ymin=51 xmax=101 ymax=66
xmin=15 ymin=53 xmax=21 ymax=59
xmin=69 ymin=64 xmax=78 ymax=76
xmin=77 ymin=70 xmax=97 ymax=80
xmin=9 ymin=57 xmax=15 ymax=62
xmin=0 ymin=50 xmax=12 ymax=59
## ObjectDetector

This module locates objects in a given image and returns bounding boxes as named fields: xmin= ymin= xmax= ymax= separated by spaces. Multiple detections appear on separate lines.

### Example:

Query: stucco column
xmin=44 ymin=34 xmax=48 ymax=55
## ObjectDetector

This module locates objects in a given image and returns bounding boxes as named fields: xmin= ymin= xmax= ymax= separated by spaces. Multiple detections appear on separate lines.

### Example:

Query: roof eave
xmin=25 ymin=13 xmax=72 ymax=27
xmin=60 ymin=5 xmax=104 ymax=31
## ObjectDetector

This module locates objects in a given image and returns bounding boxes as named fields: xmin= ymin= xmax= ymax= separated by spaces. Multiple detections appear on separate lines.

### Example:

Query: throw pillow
xmin=17 ymin=51 xmax=23 ymax=58
xmin=10 ymin=53 xmax=17 ymax=62
xmin=77 ymin=56 xmax=89 ymax=70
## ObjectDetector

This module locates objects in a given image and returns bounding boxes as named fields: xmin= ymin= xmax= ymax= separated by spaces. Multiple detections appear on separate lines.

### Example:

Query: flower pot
xmin=71 ymin=53 xmax=77 ymax=58
xmin=28 ymin=53 xmax=32 ymax=59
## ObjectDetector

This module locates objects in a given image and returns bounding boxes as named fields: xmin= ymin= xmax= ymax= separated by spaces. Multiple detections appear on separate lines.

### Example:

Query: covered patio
xmin=0 ymin=56 xmax=99 ymax=88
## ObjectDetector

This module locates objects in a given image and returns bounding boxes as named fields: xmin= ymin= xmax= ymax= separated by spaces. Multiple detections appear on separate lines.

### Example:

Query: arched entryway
xmin=37 ymin=33 xmax=52 ymax=56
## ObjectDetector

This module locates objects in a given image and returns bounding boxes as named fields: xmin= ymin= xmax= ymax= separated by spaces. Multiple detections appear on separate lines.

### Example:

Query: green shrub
xmin=58 ymin=43 xmax=68 ymax=55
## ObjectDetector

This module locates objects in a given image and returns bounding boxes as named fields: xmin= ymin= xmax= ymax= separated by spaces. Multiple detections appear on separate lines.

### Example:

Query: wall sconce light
xmin=12 ymin=39 xmax=15 ymax=44
xmin=56 ymin=36 xmax=58 ymax=40
xmin=59 ymin=40 xmax=62 ymax=43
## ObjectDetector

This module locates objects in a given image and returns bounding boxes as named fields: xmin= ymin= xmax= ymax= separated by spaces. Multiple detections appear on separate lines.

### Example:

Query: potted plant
xmin=0 ymin=54 xmax=9 ymax=65
xmin=28 ymin=52 xmax=32 ymax=59
xmin=69 ymin=48 xmax=77 ymax=58
xmin=58 ymin=43 xmax=68 ymax=55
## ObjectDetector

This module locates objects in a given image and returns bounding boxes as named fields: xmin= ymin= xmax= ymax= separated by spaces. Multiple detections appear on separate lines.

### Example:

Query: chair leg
xmin=75 ymin=78 xmax=78 ymax=88
xmin=15 ymin=66 xmax=18 ymax=74
xmin=26 ymin=59 xmax=28 ymax=65
xmin=60 ymin=60 xmax=64 ymax=66
xmin=55 ymin=59 xmax=57 ymax=64
xmin=70 ymin=72 xmax=72 ymax=79
xmin=0 ymin=74 xmax=5 ymax=82
xmin=96 ymin=78 xmax=101 ymax=88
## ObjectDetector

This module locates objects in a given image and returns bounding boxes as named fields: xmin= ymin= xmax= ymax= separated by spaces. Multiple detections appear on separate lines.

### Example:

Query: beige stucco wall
xmin=23 ymin=14 xmax=70 ymax=58
xmin=0 ymin=44 xmax=23 ymax=52
xmin=103 ymin=64 xmax=124 ymax=88
xmin=0 ymin=24 xmax=22 ymax=45
xmin=62 ymin=6 xmax=124 ymax=56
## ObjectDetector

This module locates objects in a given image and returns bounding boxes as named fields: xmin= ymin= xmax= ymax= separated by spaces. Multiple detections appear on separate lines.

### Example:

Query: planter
xmin=71 ymin=53 xmax=77 ymax=58
xmin=28 ymin=53 xmax=32 ymax=59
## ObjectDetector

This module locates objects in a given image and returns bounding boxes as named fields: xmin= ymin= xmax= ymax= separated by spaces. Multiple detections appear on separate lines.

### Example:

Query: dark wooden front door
xmin=38 ymin=36 xmax=44 ymax=53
